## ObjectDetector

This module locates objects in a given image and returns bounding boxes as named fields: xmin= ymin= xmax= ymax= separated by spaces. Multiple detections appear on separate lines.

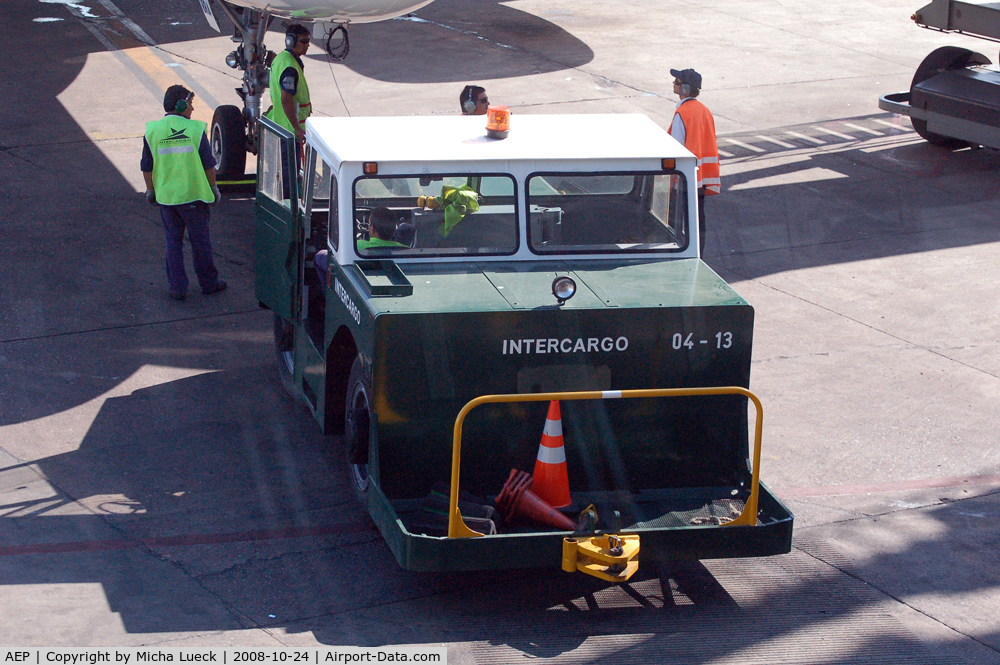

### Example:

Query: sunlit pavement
xmin=2 ymin=0 xmax=1000 ymax=661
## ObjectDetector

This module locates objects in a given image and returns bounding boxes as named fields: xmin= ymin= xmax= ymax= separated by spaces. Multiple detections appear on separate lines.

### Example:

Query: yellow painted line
xmin=121 ymin=46 xmax=213 ymax=124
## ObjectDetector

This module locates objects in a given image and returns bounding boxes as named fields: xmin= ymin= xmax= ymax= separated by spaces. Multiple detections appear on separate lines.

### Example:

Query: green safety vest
xmin=267 ymin=50 xmax=311 ymax=133
xmin=145 ymin=115 xmax=214 ymax=206
xmin=358 ymin=237 xmax=406 ymax=251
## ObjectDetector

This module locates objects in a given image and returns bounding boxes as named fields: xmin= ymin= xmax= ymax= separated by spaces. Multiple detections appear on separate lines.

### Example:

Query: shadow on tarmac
xmin=3 ymin=2 xmax=1000 ymax=660
xmin=335 ymin=0 xmax=595 ymax=83
xmin=704 ymin=118 xmax=1000 ymax=272
xmin=4 ymin=364 xmax=998 ymax=661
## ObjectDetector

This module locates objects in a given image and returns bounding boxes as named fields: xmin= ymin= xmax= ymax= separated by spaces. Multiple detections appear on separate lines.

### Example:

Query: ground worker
xmin=460 ymin=84 xmax=489 ymax=116
xmin=668 ymin=68 xmax=720 ymax=254
xmin=141 ymin=85 xmax=226 ymax=301
xmin=358 ymin=207 xmax=408 ymax=251
xmin=268 ymin=24 xmax=312 ymax=143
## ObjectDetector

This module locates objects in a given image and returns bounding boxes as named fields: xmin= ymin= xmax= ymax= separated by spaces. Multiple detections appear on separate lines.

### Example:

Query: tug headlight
xmin=552 ymin=276 xmax=577 ymax=304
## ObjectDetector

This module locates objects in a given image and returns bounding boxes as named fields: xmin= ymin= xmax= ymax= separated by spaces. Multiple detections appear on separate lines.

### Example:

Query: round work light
xmin=552 ymin=276 xmax=577 ymax=303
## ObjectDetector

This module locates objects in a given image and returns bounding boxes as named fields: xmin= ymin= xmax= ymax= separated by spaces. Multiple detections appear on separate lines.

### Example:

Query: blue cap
xmin=670 ymin=68 xmax=702 ymax=90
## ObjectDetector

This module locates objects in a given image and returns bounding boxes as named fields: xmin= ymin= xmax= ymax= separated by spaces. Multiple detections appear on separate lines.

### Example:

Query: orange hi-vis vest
xmin=670 ymin=99 xmax=721 ymax=196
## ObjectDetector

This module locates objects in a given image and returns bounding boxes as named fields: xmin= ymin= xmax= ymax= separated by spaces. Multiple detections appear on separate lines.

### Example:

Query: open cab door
xmin=255 ymin=117 xmax=301 ymax=320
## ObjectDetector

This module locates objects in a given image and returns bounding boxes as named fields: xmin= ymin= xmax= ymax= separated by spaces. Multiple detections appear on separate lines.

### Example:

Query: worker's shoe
xmin=168 ymin=291 xmax=186 ymax=301
xmin=203 ymin=280 xmax=227 ymax=295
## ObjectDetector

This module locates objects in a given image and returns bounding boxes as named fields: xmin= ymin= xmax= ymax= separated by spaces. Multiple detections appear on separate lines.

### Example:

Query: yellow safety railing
xmin=448 ymin=387 xmax=765 ymax=538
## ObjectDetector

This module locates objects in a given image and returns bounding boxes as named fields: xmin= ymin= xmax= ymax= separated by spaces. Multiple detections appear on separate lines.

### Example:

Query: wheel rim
xmin=211 ymin=124 xmax=224 ymax=168
xmin=279 ymin=348 xmax=294 ymax=375
xmin=349 ymin=461 xmax=369 ymax=493
xmin=347 ymin=384 xmax=370 ymax=493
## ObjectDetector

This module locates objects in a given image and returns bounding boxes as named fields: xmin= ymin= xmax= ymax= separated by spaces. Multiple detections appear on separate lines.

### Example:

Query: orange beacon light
xmin=486 ymin=106 xmax=511 ymax=139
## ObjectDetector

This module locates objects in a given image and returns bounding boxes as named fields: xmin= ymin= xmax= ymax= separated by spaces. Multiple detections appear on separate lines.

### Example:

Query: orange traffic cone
xmin=495 ymin=469 xmax=576 ymax=531
xmin=532 ymin=400 xmax=571 ymax=508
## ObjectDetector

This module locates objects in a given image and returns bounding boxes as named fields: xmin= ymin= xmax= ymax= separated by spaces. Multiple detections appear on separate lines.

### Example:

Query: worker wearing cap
xmin=141 ymin=84 xmax=226 ymax=301
xmin=268 ymin=24 xmax=312 ymax=144
xmin=668 ymin=68 xmax=720 ymax=254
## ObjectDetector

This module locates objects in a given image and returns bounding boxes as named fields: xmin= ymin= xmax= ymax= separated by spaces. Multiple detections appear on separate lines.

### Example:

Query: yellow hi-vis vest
xmin=267 ymin=50 xmax=311 ymax=133
xmin=670 ymin=99 xmax=721 ymax=196
xmin=145 ymin=115 xmax=214 ymax=206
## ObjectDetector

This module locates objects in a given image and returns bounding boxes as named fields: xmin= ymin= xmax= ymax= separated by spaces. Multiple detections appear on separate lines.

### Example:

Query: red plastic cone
xmin=495 ymin=469 xmax=576 ymax=531
xmin=531 ymin=400 xmax=571 ymax=508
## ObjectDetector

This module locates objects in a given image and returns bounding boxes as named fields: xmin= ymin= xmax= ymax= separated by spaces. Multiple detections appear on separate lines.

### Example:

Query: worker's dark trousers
xmin=159 ymin=201 xmax=220 ymax=296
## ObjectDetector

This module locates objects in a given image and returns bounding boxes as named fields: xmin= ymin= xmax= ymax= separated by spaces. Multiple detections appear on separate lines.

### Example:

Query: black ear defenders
xmin=285 ymin=31 xmax=297 ymax=49
xmin=175 ymin=93 xmax=193 ymax=113
xmin=462 ymin=86 xmax=478 ymax=115
xmin=679 ymin=83 xmax=691 ymax=97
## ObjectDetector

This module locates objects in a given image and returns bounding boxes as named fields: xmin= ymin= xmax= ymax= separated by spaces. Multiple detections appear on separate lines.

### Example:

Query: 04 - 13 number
xmin=671 ymin=332 xmax=732 ymax=350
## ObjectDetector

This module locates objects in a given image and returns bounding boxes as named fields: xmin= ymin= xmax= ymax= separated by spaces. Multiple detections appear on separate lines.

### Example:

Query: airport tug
xmin=254 ymin=111 xmax=793 ymax=580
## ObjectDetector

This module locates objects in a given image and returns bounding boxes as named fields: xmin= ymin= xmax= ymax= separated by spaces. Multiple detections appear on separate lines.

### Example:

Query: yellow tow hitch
xmin=562 ymin=533 xmax=640 ymax=583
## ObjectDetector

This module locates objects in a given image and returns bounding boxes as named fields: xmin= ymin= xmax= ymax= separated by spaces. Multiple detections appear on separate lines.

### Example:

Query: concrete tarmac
xmin=2 ymin=0 xmax=999 ymax=661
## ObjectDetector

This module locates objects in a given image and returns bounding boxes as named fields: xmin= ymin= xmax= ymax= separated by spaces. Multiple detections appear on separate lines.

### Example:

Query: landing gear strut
xmin=213 ymin=4 xmax=274 ymax=177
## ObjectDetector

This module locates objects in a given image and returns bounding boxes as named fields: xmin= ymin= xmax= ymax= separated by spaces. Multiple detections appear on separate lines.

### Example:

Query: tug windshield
xmin=526 ymin=172 xmax=688 ymax=254
xmin=353 ymin=174 xmax=518 ymax=257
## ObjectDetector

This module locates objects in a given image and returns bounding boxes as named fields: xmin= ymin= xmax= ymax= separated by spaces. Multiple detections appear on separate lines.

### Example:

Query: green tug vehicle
xmin=254 ymin=112 xmax=793 ymax=581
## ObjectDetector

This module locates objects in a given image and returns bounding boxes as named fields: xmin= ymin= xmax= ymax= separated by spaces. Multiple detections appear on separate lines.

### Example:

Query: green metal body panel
xmin=322 ymin=257 xmax=793 ymax=570
xmin=254 ymin=119 xmax=299 ymax=321
xmin=351 ymin=259 xmax=743 ymax=315
xmin=255 ymin=194 xmax=299 ymax=322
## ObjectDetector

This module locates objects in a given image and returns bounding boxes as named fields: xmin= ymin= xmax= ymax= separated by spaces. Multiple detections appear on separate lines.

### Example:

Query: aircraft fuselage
xmin=219 ymin=0 xmax=435 ymax=23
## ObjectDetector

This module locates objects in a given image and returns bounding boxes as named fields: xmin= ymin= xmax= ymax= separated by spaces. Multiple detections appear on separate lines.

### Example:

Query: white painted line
xmin=58 ymin=3 xmax=119 ymax=50
xmin=859 ymin=135 xmax=927 ymax=152
xmin=726 ymin=138 xmax=766 ymax=153
xmin=729 ymin=166 xmax=848 ymax=191
xmin=40 ymin=0 xmax=98 ymax=18
xmin=786 ymin=131 xmax=825 ymax=145
xmin=97 ymin=0 xmax=156 ymax=45
xmin=756 ymin=135 xmax=796 ymax=149
xmin=756 ymin=135 xmax=798 ymax=148
xmin=718 ymin=149 xmax=735 ymax=158
xmin=873 ymin=118 xmax=913 ymax=131
xmin=814 ymin=126 xmax=856 ymax=141
xmin=843 ymin=122 xmax=883 ymax=136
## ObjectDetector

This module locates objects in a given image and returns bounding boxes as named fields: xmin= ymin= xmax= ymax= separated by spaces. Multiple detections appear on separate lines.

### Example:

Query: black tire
xmin=211 ymin=105 xmax=247 ymax=180
xmin=344 ymin=356 xmax=371 ymax=502
xmin=273 ymin=313 xmax=296 ymax=396
xmin=910 ymin=46 xmax=991 ymax=90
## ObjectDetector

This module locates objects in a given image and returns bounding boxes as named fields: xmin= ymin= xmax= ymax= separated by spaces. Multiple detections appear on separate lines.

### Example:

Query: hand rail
xmin=448 ymin=387 xmax=764 ymax=538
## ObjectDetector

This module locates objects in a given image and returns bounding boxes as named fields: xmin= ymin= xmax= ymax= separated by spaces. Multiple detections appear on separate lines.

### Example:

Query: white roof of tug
xmin=304 ymin=114 xmax=692 ymax=167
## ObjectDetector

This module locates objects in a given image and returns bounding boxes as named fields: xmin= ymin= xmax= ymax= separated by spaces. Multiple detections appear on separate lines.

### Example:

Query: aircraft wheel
xmin=211 ymin=105 xmax=247 ymax=180
xmin=273 ymin=313 xmax=296 ymax=396
xmin=344 ymin=356 xmax=371 ymax=503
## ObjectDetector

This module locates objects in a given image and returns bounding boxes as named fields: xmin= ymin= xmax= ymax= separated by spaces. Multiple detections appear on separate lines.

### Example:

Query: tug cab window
xmin=258 ymin=128 xmax=291 ymax=210
xmin=526 ymin=172 xmax=688 ymax=254
xmin=353 ymin=174 xmax=518 ymax=257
